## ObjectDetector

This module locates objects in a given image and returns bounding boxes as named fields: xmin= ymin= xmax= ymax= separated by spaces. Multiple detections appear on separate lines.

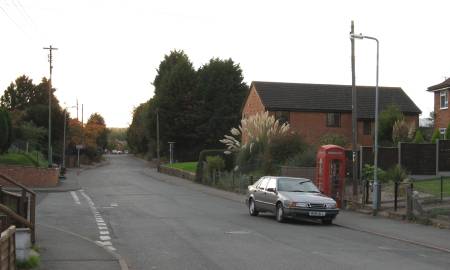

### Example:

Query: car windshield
xmin=277 ymin=178 xmax=320 ymax=193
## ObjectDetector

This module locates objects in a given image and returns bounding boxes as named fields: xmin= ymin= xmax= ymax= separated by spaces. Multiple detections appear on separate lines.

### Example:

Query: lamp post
xmin=350 ymin=33 xmax=381 ymax=213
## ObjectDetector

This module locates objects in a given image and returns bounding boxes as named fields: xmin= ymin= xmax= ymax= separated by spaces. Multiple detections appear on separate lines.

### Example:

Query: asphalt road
xmin=37 ymin=155 xmax=450 ymax=270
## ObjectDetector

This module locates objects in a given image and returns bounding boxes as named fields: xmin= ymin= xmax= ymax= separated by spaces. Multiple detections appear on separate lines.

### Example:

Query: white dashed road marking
xmin=79 ymin=189 xmax=117 ymax=251
xmin=70 ymin=191 xmax=81 ymax=205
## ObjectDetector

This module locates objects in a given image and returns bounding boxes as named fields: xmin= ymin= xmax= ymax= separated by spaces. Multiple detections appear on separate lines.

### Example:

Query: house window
xmin=327 ymin=113 xmax=341 ymax=127
xmin=363 ymin=121 xmax=372 ymax=135
xmin=275 ymin=111 xmax=289 ymax=124
xmin=440 ymin=90 xmax=448 ymax=109
xmin=440 ymin=128 xmax=446 ymax=139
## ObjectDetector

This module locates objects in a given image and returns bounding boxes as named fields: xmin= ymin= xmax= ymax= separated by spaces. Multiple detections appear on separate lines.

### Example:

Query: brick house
xmin=242 ymin=81 xmax=421 ymax=146
xmin=427 ymin=78 xmax=450 ymax=137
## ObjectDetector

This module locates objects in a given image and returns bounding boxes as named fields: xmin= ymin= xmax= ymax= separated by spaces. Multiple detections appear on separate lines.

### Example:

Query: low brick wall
xmin=0 ymin=165 xmax=59 ymax=187
xmin=159 ymin=165 xmax=196 ymax=181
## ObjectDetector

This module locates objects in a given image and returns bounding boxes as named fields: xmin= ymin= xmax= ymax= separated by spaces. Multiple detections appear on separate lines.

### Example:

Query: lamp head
xmin=350 ymin=33 xmax=364 ymax=39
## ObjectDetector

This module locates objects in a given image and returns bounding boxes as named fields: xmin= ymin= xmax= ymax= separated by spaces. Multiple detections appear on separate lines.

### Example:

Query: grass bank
xmin=0 ymin=152 xmax=47 ymax=167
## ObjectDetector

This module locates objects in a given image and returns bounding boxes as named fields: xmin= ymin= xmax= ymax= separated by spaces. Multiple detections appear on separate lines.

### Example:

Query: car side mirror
xmin=266 ymin=188 xmax=277 ymax=193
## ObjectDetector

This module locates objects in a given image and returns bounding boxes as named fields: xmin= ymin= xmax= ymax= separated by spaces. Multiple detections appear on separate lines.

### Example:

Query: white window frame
xmin=440 ymin=90 xmax=448 ymax=109
xmin=440 ymin=128 xmax=446 ymax=139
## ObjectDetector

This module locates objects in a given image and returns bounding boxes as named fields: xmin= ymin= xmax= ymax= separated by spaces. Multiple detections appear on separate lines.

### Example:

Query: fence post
xmin=436 ymin=140 xmax=439 ymax=176
xmin=394 ymin=182 xmax=398 ymax=211
xmin=441 ymin=176 xmax=443 ymax=203
xmin=406 ymin=182 xmax=413 ymax=219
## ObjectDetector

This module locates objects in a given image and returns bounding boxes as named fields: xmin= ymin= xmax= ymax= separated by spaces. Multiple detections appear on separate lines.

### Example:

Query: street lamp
xmin=350 ymin=33 xmax=381 ymax=213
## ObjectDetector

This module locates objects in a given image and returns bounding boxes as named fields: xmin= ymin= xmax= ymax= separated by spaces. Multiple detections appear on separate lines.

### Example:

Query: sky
xmin=0 ymin=0 xmax=449 ymax=127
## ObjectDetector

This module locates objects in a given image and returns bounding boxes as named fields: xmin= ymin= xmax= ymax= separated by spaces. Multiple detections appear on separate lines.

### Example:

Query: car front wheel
xmin=276 ymin=203 xmax=286 ymax=223
xmin=249 ymin=198 xmax=259 ymax=216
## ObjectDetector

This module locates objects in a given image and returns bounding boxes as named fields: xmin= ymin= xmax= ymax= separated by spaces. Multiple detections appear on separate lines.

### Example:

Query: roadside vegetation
xmin=0 ymin=75 xmax=108 ymax=166
xmin=127 ymin=50 xmax=248 ymax=161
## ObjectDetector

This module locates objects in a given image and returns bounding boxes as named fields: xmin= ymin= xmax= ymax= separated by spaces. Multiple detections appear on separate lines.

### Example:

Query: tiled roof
xmin=252 ymin=81 xmax=421 ymax=119
xmin=427 ymin=78 xmax=450 ymax=91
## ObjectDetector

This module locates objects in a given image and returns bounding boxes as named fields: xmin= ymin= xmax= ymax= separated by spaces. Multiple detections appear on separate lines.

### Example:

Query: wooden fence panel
xmin=439 ymin=140 xmax=450 ymax=171
xmin=0 ymin=226 xmax=16 ymax=270
xmin=360 ymin=146 xmax=398 ymax=171
xmin=400 ymin=143 xmax=436 ymax=175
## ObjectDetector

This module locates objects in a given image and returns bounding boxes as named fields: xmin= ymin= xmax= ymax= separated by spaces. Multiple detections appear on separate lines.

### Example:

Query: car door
xmin=264 ymin=177 xmax=278 ymax=213
xmin=254 ymin=177 xmax=269 ymax=210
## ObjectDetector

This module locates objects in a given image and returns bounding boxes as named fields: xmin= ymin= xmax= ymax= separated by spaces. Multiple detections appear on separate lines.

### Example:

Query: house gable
xmin=242 ymin=84 xmax=266 ymax=118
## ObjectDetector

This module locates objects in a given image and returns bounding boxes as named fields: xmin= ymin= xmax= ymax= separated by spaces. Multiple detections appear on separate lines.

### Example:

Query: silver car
xmin=246 ymin=176 xmax=339 ymax=224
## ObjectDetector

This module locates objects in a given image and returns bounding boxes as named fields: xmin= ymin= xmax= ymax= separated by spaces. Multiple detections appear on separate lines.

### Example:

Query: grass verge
xmin=414 ymin=177 xmax=450 ymax=197
xmin=167 ymin=162 xmax=197 ymax=173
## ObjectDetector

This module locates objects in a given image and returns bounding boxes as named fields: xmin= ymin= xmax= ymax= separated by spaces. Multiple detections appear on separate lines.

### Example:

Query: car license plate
xmin=309 ymin=211 xmax=326 ymax=217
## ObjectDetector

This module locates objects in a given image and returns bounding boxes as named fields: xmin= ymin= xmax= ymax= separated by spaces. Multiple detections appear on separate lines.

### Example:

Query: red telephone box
xmin=315 ymin=145 xmax=346 ymax=207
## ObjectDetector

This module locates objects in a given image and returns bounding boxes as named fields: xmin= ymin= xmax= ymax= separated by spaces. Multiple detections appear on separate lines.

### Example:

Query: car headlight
xmin=326 ymin=203 xmax=337 ymax=209
xmin=283 ymin=200 xmax=293 ymax=207
xmin=295 ymin=202 xmax=308 ymax=208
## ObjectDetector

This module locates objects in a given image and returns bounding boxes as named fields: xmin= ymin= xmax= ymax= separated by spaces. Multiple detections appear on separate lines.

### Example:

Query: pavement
xmin=34 ymin=155 xmax=450 ymax=270
xmin=34 ymin=160 xmax=127 ymax=270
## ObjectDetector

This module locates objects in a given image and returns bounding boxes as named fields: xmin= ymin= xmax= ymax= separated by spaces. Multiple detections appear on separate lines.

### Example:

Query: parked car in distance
xmin=246 ymin=176 xmax=339 ymax=224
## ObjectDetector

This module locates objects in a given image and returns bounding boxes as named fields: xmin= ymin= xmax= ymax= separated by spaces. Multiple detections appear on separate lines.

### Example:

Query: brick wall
xmin=0 ymin=166 xmax=59 ymax=187
xmin=434 ymin=90 xmax=450 ymax=129
xmin=289 ymin=111 xmax=352 ymax=146
xmin=242 ymin=85 xmax=265 ymax=118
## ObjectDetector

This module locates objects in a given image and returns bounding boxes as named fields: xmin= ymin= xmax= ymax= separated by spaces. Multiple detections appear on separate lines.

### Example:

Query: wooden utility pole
xmin=43 ymin=45 xmax=58 ymax=167
xmin=350 ymin=21 xmax=358 ymax=202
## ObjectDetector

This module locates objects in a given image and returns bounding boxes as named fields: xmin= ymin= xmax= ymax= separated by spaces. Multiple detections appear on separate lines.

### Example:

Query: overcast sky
xmin=0 ymin=0 xmax=448 ymax=127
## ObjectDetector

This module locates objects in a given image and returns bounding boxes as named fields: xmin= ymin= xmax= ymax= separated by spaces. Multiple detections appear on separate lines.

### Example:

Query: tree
xmin=127 ymin=101 xmax=151 ymax=154
xmin=195 ymin=58 xmax=248 ymax=150
xmin=0 ymin=75 xmax=35 ymax=110
xmin=87 ymin=113 xmax=108 ymax=149
xmin=0 ymin=108 xmax=12 ymax=153
xmin=378 ymin=105 xmax=404 ymax=145
xmin=151 ymin=50 xmax=198 ymax=160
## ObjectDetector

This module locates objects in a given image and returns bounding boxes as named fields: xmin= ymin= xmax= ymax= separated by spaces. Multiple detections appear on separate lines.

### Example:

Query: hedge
xmin=195 ymin=149 xmax=234 ymax=182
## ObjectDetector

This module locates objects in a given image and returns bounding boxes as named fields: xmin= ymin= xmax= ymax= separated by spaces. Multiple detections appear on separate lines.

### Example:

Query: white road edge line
xmin=70 ymin=191 xmax=81 ymax=205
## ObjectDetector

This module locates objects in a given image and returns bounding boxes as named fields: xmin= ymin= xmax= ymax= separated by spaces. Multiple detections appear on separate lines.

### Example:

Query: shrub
xmin=318 ymin=133 xmax=348 ymax=147
xmin=206 ymin=155 xmax=225 ymax=173
xmin=362 ymin=164 xmax=388 ymax=183
xmin=269 ymin=133 xmax=306 ymax=165
xmin=392 ymin=119 xmax=415 ymax=144
xmin=195 ymin=149 xmax=233 ymax=182
xmin=413 ymin=129 xmax=425 ymax=143
xmin=446 ymin=123 xmax=450 ymax=140
xmin=431 ymin=129 xmax=441 ymax=143
xmin=287 ymin=147 xmax=317 ymax=167
xmin=386 ymin=165 xmax=408 ymax=183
